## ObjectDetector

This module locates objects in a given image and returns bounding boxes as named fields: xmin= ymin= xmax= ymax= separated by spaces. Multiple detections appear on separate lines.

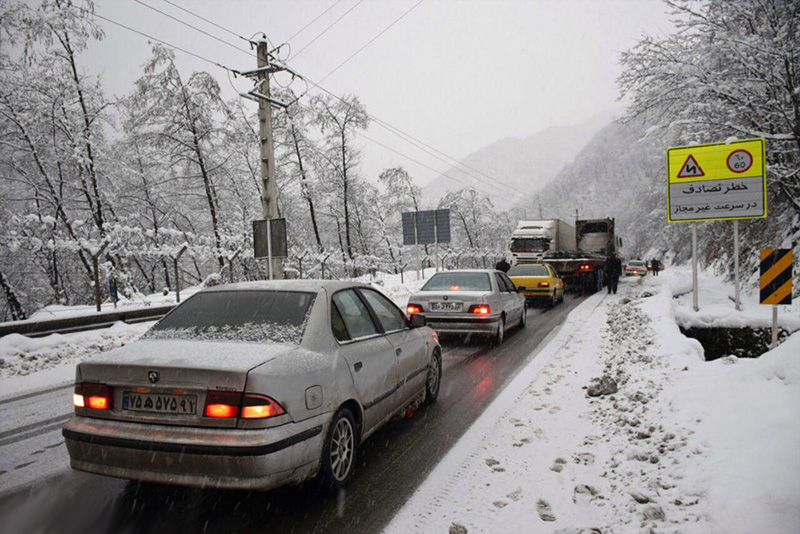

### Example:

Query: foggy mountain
xmin=423 ymin=109 xmax=617 ymax=209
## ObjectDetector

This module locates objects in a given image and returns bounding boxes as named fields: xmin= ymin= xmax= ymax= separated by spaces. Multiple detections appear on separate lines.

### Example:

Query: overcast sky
xmin=77 ymin=0 xmax=672 ymax=186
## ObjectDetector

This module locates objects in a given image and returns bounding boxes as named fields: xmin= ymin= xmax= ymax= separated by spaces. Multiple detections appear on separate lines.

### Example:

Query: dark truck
xmin=540 ymin=218 xmax=623 ymax=294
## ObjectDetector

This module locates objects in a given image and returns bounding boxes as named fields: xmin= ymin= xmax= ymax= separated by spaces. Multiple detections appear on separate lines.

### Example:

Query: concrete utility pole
xmin=256 ymin=38 xmax=283 ymax=279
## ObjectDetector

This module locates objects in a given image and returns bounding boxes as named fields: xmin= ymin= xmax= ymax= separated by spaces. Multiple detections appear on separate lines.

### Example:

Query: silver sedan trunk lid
xmin=77 ymin=339 xmax=292 ymax=428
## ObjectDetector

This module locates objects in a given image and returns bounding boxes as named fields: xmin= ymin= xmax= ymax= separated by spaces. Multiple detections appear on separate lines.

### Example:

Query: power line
xmin=353 ymin=129 xmax=515 ymax=203
xmin=318 ymin=0 xmax=424 ymax=84
xmin=74 ymin=5 xmax=239 ymax=74
xmin=284 ymin=0 xmax=345 ymax=44
xmin=290 ymin=0 xmax=366 ymax=60
xmin=83 ymin=2 xmax=520 ymax=198
xmin=131 ymin=2 xmax=518 ymax=196
xmin=295 ymin=71 xmax=524 ymax=196
xmin=133 ymin=0 xmax=253 ymax=58
xmin=161 ymin=0 xmax=250 ymax=44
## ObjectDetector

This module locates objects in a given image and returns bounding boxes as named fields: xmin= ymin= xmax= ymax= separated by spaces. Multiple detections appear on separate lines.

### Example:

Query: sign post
xmin=760 ymin=248 xmax=793 ymax=349
xmin=402 ymin=209 xmax=451 ymax=282
xmin=733 ymin=220 xmax=740 ymax=310
xmin=692 ymin=223 xmax=698 ymax=312
xmin=667 ymin=138 xmax=766 ymax=312
xmin=253 ymin=218 xmax=287 ymax=280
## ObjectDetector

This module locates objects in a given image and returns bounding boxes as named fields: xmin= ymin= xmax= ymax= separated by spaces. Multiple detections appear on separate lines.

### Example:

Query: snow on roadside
xmin=385 ymin=272 xmax=799 ymax=534
xmin=665 ymin=264 xmax=800 ymax=330
xmin=0 ymin=321 xmax=153 ymax=383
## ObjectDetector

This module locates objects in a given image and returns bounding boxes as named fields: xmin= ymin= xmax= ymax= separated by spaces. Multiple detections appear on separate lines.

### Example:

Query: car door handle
xmin=354 ymin=362 xmax=362 ymax=372
xmin=396 ymin=348 xmax=402 ymax=356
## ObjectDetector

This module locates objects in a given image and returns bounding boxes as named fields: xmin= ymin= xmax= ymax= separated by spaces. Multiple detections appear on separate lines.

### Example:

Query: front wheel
xmin=424 ymin=350 xmax=442 ymax=403
xmin=320 ymin=407 xmax=358 ymax=489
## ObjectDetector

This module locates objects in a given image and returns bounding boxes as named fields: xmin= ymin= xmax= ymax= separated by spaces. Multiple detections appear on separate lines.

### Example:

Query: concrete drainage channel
xmin=680 ymin=326 xmax=793 ymax=361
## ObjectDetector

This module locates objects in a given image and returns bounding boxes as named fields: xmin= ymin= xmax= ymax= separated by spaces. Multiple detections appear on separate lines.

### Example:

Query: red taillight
xmin=74 ymin=383 xmax=112 ymax=410
xmin=407 ymin=304 xmax=422 ymax=314
xmin=204 ymin=391 xmax=241 ymax=418
xmin=203 ymin=391 xmax=286 ymax=419
xmin=469 ymin=304 xmax=491 ymax=315
xmin=538 ymin=282 xmax=550 ymax=288
xmin=449 ymin=285 xmax=461 ymax=291
xmin=580 ymin=264 xmax=591 ymax=271
xmin=241 ymin=394 xmax=286 ymax=419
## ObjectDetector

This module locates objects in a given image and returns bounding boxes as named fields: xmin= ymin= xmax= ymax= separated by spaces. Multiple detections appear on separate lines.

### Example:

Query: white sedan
xmin=406 ymin=269 xmax=526 ymax=344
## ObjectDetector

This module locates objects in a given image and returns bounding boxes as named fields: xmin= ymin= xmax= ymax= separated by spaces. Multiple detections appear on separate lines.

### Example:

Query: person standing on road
xmin=607 ymin=255 xmax=622 ymax=294
xmin=495 ymin=256 xmax=511 ymax=273
xmin=652 ymin=258 xmax=661 ymax=276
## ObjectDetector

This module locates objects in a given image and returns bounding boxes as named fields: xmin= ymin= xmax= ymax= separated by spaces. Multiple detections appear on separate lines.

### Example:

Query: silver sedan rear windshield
xmin=145 ymin=290 xmax=316 ymax=344
xmin=422 ymin=272 xmax=491 ymax=291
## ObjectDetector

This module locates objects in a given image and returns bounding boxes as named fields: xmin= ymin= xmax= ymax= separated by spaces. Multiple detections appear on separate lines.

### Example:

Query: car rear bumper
xmin=63 ymin=412 xmax=330 ymax=490
xmin=421 ymin=313 xmax=500 ymax=335
xmin=522 ymin=289 xmax=555 ymax=301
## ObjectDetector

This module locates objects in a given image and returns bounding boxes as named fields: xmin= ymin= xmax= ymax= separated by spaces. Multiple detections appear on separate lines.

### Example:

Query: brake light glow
xmin=538 ymin=282 xmax=550 ymax=287
xmin=203 ymin=391 xmax=286 ymax=419
xmin=74 ymin=383 xmax=112 ymax=410
xmin=206 ymin=403 xmax=238 ymax=418
xmin=241 ymin=394 xmax=286 ymax=419
xmin=204 ymin=391 xmax=241 ymax=418
xmin=406 ymin=304 xmax=422 ymax=314
xmin=469 ymin=304 xmax=491 ymax=315
xmin=449 ymin=285 xmax=461 ymax=291
xmin=88 ymin=396 xmax=109 ymax=410
xmin=580 ymin=264 xmax=591 ymax=271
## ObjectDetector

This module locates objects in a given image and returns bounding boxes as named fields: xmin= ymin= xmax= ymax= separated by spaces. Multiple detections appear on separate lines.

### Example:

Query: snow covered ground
xmin=385 ymin=270 xmax=800 ymax=534
xmin=666 ymin=264 xmax=800 ymax=330
xmin=2 ymin=286 xmax=202 ymax=326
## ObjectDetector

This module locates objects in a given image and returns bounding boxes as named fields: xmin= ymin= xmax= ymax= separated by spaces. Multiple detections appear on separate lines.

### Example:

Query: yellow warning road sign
xmin=760 ymin=249 xmax=793 ymax=305
xmin=667 ymin=138 xmax=766 ymax=223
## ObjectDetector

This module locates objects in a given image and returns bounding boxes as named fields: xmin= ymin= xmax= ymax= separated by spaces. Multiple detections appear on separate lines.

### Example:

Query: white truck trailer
xmin=508 ymin=219 xmax=576 ymax=264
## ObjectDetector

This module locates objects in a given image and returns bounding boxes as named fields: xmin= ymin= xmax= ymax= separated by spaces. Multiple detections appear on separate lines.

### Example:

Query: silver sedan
xmin=63 ymin=280 xmax=441 ymax=491
xmin=406 ymin=269 xmax=526 ymax=344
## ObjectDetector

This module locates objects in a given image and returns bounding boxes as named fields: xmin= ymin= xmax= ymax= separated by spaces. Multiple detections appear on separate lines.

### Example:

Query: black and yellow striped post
xmin=760 ymin=248 xmax=793 ymax=348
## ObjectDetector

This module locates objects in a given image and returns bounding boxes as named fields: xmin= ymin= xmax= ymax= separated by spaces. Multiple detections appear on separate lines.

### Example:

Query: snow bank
xmin=665 ymin=332 xmax=800 ymax=534
xmin=0 ymin=321 xmax=153 ymax=381
xmin=665 ymin=265 xmax=800 ymax=331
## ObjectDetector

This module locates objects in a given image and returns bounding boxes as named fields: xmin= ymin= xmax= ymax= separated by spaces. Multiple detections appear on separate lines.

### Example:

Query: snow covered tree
xmin=619 ymin=1 xmax=799 ymax=214
xmin=311 ymin=94 xmax=369 ymax=261
xmin=618 ymin=0 xmax=799 ymax=284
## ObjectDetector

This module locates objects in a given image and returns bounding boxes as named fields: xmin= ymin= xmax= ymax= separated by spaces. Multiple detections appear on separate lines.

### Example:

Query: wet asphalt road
xmin=0 ymin=294 xmax=588 ymax=534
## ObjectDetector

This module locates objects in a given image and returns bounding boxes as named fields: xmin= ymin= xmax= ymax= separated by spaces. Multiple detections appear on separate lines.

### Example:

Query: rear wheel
xmin=493 ymin=315 xmax=506 ymax=345
xmin=424 ymin=349 xmax=442 ymax=403
xmin=320 ymin=407 xmax=358 ymax=489
xmin=519 ymin=305 xmax=527 ymax=329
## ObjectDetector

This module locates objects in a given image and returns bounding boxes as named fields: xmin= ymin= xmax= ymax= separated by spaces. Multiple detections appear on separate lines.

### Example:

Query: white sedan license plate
xmin=431 ymin=302 xmax=462 ymax=312
xmin=123 ymin=392 xmax=197 ymax=415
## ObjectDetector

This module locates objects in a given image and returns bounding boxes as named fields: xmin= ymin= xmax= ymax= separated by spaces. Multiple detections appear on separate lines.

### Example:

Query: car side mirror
xmin=410 ymin=313 xmax=427 ymax=328
xmin=517 ymin=286 xmax=527 ymax=292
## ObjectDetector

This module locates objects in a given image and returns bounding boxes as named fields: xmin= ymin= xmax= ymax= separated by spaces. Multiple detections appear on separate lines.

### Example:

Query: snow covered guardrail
xmin=0 ymin=305 xmax=176 ymax=339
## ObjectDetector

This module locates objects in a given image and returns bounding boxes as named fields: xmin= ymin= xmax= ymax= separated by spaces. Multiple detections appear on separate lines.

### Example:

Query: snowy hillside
xmin=422 ymin=110 xmax=617 ymax=209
